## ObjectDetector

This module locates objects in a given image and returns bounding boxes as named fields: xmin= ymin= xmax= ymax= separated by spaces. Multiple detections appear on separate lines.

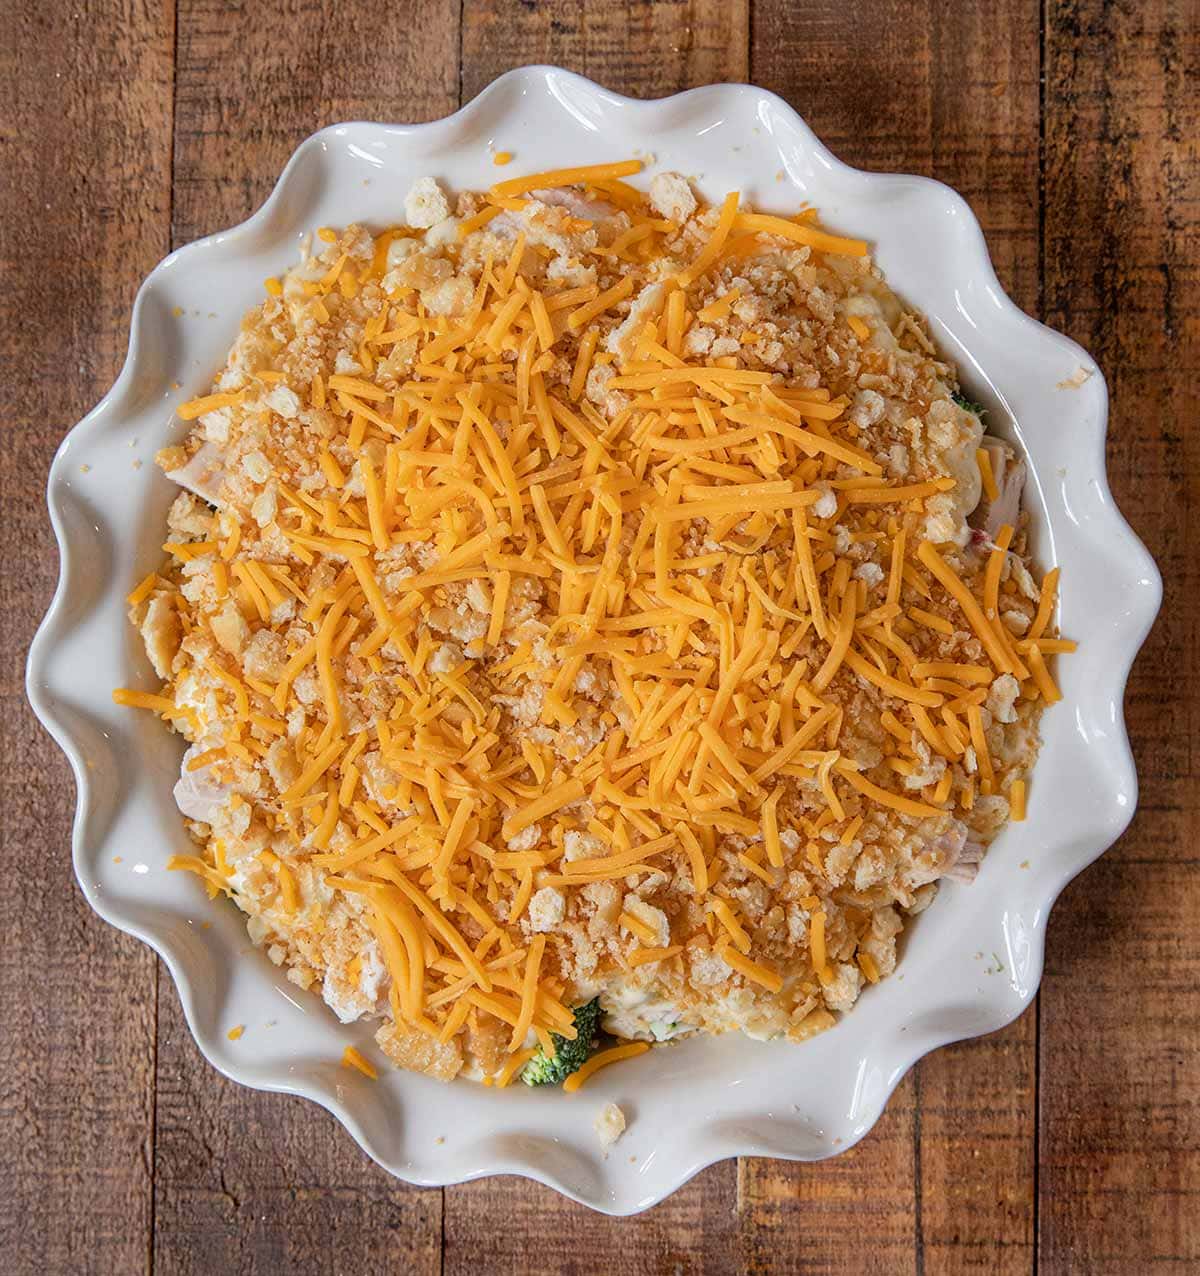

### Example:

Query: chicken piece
xmin=527 ymin=188 xmax=616 ymax=221
xmin=907 ymin=819 xmax=987 ymax=888
xmin=166 ymin=441 xmax=227 ymax=507
xmin=940 ymin=839 xmax=986 ymax=884
xmin=485 ymin=191 xmax=615 ymax=253
xmin=604 ymin=281 xmax=668 ymax=362
xmin=931 ymin=820 xmax=988 ymax=884
xmin=173 ymin=743 xmax=231 ymax=824
xmin=139 ymin=594 xmax=180 ymax=679
xmin=971 ymin=435 xmax=1026 ymax=543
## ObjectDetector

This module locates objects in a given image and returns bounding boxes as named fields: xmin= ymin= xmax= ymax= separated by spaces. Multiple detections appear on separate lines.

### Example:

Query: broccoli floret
xmin=521 ymin=997 xmax=603 ymax=1086
xmin=952 ymin=389 xmax=986 ymax=417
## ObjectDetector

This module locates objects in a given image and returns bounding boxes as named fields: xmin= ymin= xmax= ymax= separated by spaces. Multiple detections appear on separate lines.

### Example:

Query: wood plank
xmin=444 ymin=1169 xmax=739 ymax=1276
xmin=152 ymin=1018 xmax=443 ymax=1275
xmin=740 ymin=1030 xmax=1037 ymax=1276
xmin=753 ymin=0 xmax=1041 ymax=305
xmin=1039 ymin=0 xmax=1199 ymax=1269
xmin=738 ymin=1080 xmax=919 ymax=1275
xmin=172 ymin=0 xmax=461 ymax=244
xmin=446 ymin=2 xmax=750 ymax=1266
xmin=916 ymin=1018 xmax=1036 ymax=1273
xmin=460 ymin=0 xmax=749 ymax=102
xmin=747 ymin=3 xmax=1042 ymax=1270
xmin=0 ymin=2 xmax=174 ymax=1272
xmin=153 ymin=4 xmax=460 ymax=1268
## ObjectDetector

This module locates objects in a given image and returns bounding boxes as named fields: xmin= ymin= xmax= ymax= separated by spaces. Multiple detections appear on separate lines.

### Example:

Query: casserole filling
xmin=119 ymin=161 xmax=1069 ymax=1086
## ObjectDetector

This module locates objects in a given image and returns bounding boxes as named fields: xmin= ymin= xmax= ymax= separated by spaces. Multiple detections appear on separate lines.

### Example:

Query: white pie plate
xmin=28 ymin=66 xmax=1160 ymax=1214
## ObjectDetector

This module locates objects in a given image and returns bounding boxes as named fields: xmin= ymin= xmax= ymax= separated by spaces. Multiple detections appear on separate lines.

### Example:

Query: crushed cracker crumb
xmin=120 ymin=159 xmax=1065 ymax=1086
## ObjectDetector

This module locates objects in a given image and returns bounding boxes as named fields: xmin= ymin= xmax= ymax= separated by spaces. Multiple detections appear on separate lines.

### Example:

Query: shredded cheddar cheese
xmin=562 ymin=1040 xmax=651 ymax=1092
xmin=124 ymin=165 xmax=1068 ymax=1088
xmin=1010 ymin=778 xmax=1027 ymax=821
xmin=342 ymin=1045 xmax=378 ymax=1079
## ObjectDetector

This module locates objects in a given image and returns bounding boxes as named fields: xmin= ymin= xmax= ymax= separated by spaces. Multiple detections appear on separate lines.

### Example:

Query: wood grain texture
xmin=0 ymin=3 xmax=174 ymax=1273
xmin=444 ymin=1170 xmax=739 ymax=1276
xmin=153 ymin=1003 xmax=442 ymax=1276
xmin=151 ymin=2 xmax=459 ymax=1269
xmin=1039 ymin=1 xmax=1199 ymax=1270
xmin=738 ymin=1080 xmax=918 ymax=1275
xmin=746 ymin=4 xmax=1042 ymax=1269
xmin=447 ymin=2 xmax=751 ymax=1266
xmin=172 ymin=0 xmax=461 ymax=244
xmin=461 ymin=0 xmax=750 ymax=103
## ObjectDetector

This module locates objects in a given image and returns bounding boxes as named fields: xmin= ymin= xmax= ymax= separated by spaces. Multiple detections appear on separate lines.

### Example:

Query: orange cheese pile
xmin=119 ymin=159 xmax=1072 ymax=1078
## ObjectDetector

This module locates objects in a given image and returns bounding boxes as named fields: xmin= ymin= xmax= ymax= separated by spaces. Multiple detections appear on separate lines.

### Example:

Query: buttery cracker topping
xmin=118 ymin=159 xmax=1071 ymax=1084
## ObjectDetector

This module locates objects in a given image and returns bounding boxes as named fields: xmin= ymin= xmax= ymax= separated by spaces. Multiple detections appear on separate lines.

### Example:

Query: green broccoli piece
xmin=951 ymin=389 xmax=986 ymax=418
xmin=521 ymin=997 xmax=603 ymax=1086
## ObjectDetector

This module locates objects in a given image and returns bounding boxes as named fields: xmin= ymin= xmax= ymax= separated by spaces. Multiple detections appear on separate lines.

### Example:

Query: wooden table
xmin=2 ymin=2 xmax=1195 ymax=1271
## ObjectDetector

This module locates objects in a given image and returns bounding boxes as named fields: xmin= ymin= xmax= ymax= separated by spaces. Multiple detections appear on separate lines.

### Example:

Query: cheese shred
xmin=126 ymin=165 xmax=1068 ymax=1090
